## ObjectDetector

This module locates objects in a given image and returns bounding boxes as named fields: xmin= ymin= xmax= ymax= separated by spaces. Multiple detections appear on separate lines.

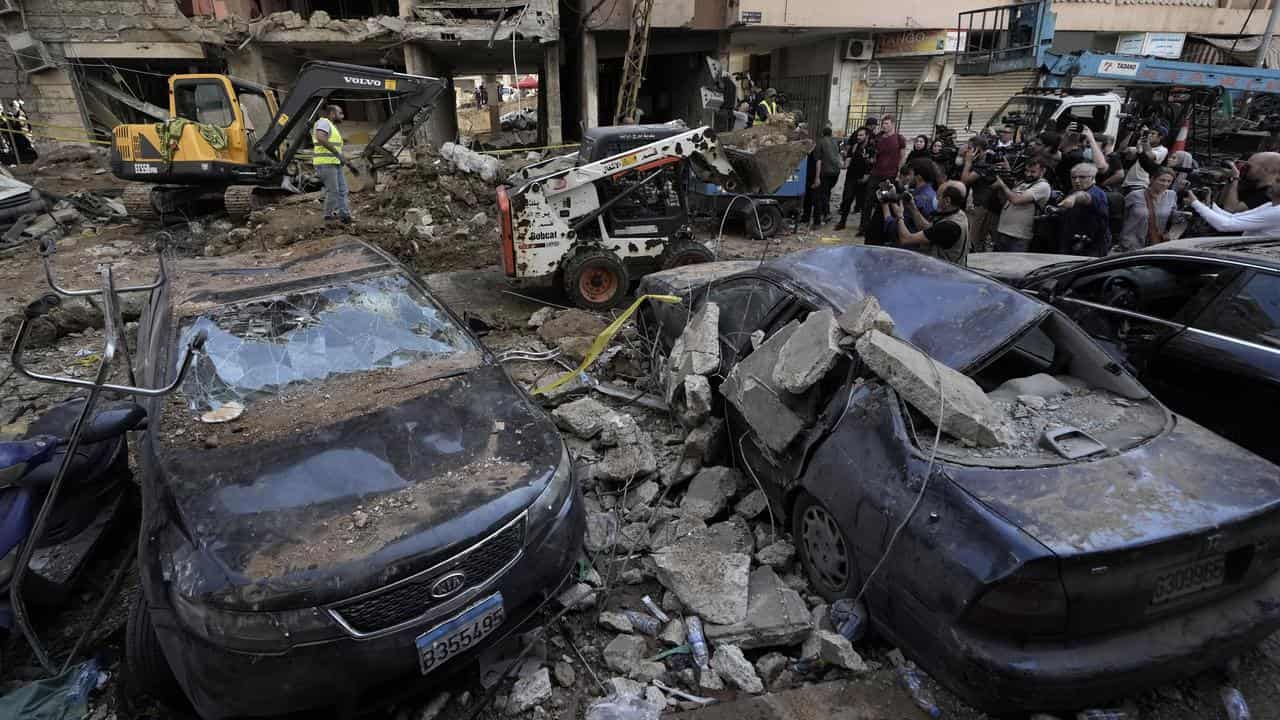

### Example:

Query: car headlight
xmin=170 ymin=589 xmax=340 ymax=654
xmin=527 ymin=444 xmax=574 ymax=533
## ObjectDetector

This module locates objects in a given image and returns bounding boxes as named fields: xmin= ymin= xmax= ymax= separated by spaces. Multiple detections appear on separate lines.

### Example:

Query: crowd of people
xmin=805 ymin=113 xmax=1280 ymax=265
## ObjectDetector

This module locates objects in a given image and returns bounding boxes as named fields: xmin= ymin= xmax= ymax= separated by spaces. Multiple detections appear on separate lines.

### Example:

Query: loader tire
xmin=126 ymin=594 xmax=183 ymax=705
xmin=658 ymin=240 xmax=714 ymax=270
xmin=750 ymin=204 xmax=784 ymax=240
xmin=564 ymin=249 xmax=629 ymax=310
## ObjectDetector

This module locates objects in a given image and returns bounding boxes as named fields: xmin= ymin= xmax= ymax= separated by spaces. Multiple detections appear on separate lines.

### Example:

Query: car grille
xmin=331 ymin=515 xmax=525 ymax=635
xmin=0 ymin=190 xmax=32 ymax=210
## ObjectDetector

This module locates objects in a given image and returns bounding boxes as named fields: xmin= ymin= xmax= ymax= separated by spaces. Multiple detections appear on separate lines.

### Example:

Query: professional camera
xmin=971 ymin=144 xmax=1026 ymax=183
xmin=875 ymin=179 xmax=909 ymax=204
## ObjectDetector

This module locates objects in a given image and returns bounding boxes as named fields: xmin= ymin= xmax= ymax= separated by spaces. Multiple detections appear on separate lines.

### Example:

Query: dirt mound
xmin=367 ymin=163 xmax=501 ymax=273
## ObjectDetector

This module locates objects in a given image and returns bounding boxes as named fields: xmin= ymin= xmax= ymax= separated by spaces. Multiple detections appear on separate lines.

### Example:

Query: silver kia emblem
xmin=430 ymin=572 xmax=467 ymax=598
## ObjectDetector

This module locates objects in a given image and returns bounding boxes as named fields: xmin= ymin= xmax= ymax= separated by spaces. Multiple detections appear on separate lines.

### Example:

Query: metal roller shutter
xmin=1066 ymin=76 xmax=1126 ymax=95
xmin=944 ymin=70 xmax=1038 ymax=140
xmin=860 ymin=57 xmax=938 ymax=139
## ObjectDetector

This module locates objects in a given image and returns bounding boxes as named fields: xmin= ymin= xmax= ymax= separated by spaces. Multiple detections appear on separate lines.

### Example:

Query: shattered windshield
xmin=178 ymin=273 xmax=478 ymax=411
xmin=982 ymin=97 xmax=1060 ymax=136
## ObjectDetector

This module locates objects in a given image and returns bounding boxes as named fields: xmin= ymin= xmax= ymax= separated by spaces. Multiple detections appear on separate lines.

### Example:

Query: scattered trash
xmin=897 ymin=663 xmax=942 ymax=718
xmin=686 ymin=615 xmax=710 ymax=669
xmin=1076 ymin=710 xmax=1131 ymax=720
xmin=0 ymin=657 xmax=100 ymax=720
xmin=652 ymin=679 xmax=715 ymax=705
xmin=1221 ymin=686 xmax=1251 ymax=720
xmin=623 ymin=610 xmax=661 ymax=636
xmin=829 ymin=598 xmax=867 ymax=643
xmin=200 ymin=401 xmax=245 ymax=423
xmin=641 ymin=595 xmax=671 ymax=624
xmin=584 ymin=693 xmax=663 ymax=720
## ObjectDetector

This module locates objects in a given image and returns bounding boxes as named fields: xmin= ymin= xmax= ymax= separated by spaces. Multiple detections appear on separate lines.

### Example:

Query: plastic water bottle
xmin=1076 ymin=710 xmax=1130 ymax=720
xmin=1221 ymin=686 xmax=1251 ymax=720
xmin=896 ymin=665 xmax=942 ymax=718
xmin=624 ymin=610 xmax=660 ymax=636
xmin=685 ymin=615 xmax=709 ymax=669
xmin=829 ymin=598 xmax=867 ymax=643
xmin=641 ymin=595 xmax=671 ymax=624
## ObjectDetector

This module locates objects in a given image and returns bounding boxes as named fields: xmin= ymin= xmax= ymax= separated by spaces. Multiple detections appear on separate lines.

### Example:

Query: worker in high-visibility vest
xmin=756 ymin=88 xmax=779 ymax=123
xmin=313 ymin=104 xmax=356 ymax=225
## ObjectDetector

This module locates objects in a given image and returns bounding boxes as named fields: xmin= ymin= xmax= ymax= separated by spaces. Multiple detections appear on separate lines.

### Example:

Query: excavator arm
xmin=253 ymin=60 xmax=446 ymax=172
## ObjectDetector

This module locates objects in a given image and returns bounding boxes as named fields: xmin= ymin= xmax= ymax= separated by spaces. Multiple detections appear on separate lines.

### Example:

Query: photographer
xmin=992 ymin=154 xmax=1052 ymax=252
xmin=862 ymin=114 xmax=907 ymax=245
xmin=1056 ymin=163 xmax=1111 ymax=256
xmin=881 ymin=159 xmax=938 ymax=237
xmin=1055 ymin=127 xmax=1110 ymax=193
xmin=1220 ymin=151 xmax=1280 ymax=211
xmin=1186 ymin=164 xmax=1280 ymax=235
xmin=1121 ymin=124 xmax=1169 ymax=194
xmin=958 ymin=136 xmax=1000 ymax=252
xmin=890 ymin=180 xmax=971 ymax=266
xmin=834 ymin=126 xmax=873 ymax=231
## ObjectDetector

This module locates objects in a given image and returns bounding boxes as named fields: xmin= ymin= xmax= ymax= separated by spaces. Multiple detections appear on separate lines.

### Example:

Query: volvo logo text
xmin=344 ymin=76 xmax=382 ymax=87
xmin=430 ymin=572 xmax=467 ymax=598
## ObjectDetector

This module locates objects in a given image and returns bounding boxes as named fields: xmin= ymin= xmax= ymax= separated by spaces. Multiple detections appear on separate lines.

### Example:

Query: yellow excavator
xmin=110 ymin=61 xmax=445 ymax=220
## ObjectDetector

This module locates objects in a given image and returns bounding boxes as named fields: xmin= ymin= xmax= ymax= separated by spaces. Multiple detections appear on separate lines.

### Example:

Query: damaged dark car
xmin=129 ymin=239 xmax=584 ymax=719
xmin=638 ymin=246 xmax=1280 ymax=714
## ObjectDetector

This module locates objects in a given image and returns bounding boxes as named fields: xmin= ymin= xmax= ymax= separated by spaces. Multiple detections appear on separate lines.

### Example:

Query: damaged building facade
xmin=4 ymin=0 xmax=564 ymax=148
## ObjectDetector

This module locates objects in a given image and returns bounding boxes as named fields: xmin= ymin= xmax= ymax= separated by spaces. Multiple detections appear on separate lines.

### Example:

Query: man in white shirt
xmin=1186 ymin=181 xmax=1280 ymax=236
xmin=1122 ymin=125 xmax=1169 ymax=193
xmin=992 ymin=155 xmax=1053 ymax=252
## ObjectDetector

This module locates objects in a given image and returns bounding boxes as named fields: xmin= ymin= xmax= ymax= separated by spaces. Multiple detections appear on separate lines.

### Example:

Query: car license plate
xmin=415 ymin=593 xmax=505 ymax=675
xmin=1151 ymin=555 xmax=1225 ymax=605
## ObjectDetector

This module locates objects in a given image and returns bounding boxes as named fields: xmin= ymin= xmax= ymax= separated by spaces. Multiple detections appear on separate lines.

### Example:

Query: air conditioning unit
xmin=844 ymin=35 xmax=874 ymax=61
xmin=6 ymin=33 xmax=55 ymax=74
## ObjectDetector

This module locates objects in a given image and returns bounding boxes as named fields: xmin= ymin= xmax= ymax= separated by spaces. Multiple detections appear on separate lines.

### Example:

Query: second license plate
xmin=415 ymin=593 xmax=505 ymax=674
xmin=1151 ymin=555 xmax=1225 ymax=605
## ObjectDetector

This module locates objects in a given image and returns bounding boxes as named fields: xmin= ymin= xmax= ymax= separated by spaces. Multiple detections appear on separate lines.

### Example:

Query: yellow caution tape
xmin=532 ymin=293 xmax=682 ymax=396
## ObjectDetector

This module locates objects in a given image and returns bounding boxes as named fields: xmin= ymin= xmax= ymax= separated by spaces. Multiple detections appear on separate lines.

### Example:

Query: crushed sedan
xmin=128 ymin=238 xmax=584 ymax=719
xmin=638 ymin=245 xmax=1280 ymax=714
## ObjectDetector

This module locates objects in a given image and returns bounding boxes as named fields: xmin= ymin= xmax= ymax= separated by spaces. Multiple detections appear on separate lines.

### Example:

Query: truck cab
xmin=983 ymin=91 xmax=1122 ymax=140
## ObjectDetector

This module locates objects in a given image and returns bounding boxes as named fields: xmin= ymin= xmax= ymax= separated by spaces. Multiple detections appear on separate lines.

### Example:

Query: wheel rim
xmin=758 ymin=211 xmax=778 ymax=235
xmin=579 ymin=265 xmax=619 ymax=303
xmin=801 ymin=503 xmax=850 ymax=593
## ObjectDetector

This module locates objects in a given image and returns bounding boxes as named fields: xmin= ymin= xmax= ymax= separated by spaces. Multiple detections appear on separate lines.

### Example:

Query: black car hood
xmin=759 ymin=246 xmax=1048 ymax=370
xmin=159 ymin=364 xmax=561 ymax=609
xmin=950 ymin=418 xmax=1280 ymax=556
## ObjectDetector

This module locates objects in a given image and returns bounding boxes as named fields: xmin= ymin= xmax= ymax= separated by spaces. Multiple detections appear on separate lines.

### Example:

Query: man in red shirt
xmin=861 ymin=114 xmax=906 ymax=245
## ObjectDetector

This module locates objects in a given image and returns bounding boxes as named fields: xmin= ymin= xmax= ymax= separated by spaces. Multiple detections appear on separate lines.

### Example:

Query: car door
xmin=1169 ymin=269 xmax=1280 ymax=462
xmin=1044 ymin=257 xmax=1238 ymax=380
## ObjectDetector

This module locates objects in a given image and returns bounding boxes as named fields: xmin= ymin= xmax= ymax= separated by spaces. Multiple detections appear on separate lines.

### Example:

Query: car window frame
xmin=1190 ymin=269 xmax=1280 ymax=355
xmin=1055 ymin=254 xmax=1241 ymax=329
xmin=698 ymin=274 xmax=796 ymax=364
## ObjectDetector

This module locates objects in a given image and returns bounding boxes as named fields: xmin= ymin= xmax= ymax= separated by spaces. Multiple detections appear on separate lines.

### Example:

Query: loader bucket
xmin=724 ymin=140 xmax=814 ymax=196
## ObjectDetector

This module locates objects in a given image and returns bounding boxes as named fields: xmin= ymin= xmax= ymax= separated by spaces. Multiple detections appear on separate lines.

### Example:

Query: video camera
xmin=875 ymin=179 xmax=909 ymax=204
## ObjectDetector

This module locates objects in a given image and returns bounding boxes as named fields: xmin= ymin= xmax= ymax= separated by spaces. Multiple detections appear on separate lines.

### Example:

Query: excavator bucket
xmin=717 ymin=125 xmax=815 ymax=196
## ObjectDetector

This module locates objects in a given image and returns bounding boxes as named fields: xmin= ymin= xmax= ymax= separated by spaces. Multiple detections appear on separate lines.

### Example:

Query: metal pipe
xmin=1258 ymin=0 xmax=1280 ymax=68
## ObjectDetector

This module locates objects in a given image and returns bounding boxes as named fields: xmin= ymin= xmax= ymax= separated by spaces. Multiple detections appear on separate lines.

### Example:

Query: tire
xmin=126 ymin=594 xmax=183 ymax=705
xmin=563 ymin=249 xmax=630 ymax=310
xmin=793 ymin=491 xmax=860 ymax=602
xmin=750 ymin=204 xmax=784 ymax=240
xmin=658 ymin=240 xmax=715 ymax=270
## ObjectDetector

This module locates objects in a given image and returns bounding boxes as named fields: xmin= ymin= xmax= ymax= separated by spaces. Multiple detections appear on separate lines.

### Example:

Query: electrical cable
xmin=1230 ymin=0 xmax=1261 ymax=55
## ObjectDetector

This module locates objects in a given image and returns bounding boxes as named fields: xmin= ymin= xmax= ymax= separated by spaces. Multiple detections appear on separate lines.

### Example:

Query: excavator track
xmin=223 ymin=185 xmax=261 ymax=221
xmin=122 ymin=184 xmax=160 ymax=221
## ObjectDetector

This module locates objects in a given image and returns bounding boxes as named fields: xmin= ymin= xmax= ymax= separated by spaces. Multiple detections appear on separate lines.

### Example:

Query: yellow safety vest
xmin=761 ymin=99 xmax=778 ymax=116
xmin=312 ymin=120 xmax=342 ymax=166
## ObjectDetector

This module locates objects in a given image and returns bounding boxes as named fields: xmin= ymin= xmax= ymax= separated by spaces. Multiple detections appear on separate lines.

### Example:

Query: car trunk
xmin=157 ymin=363 xmax=562 ymax=610
xmin=951 ymin=420 xmax=1280 ymax=635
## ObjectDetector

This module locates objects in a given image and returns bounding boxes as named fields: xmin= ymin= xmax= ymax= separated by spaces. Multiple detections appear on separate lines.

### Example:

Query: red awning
xmin=516 ymin=75 xmax=538 ymax=89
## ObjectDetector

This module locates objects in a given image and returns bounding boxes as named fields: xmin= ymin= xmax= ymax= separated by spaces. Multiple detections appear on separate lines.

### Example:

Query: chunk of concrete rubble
xmin=659 ymin=618 xmax=685 ymax=646
xmin=508 ymin=667 xmax=552 ymax=714
xmin=721 ymin=321 xmax=806 ymax=454
xmin=553 ymin=661 xmax=575 ymax=687
xmin=662 ymin=591 xmax=685 ymax=614
xmin=596 ymin=443 xmax=658 ymax=483
xmin=617 ymin=522 xmax=651 ymax=553
xmin=652 ymin=542 xmax=750 ymax=624
xmin=631 ymin=660 xmax=666 ymax=682
xmin=810 ymin=604 xmax=835 ymax=634
xmin=606 ymin=677 xmax=645 ymax=698
xmin=705 ymin=567 xmax=811 ymax=649
xmin=665 ymin=418 xmax=727 ymax=487
xmin=603 ymin=634 xmax=649 ymax=675
xmin=624 ymin=480 xmax=661 ymax=512
xmin=755 ymin=652 xmax=789 ymax=687
xmin=527 ymin=306 xmax=556 ymax=329
xmin=600 ymin=412 xmax=642 ymax=447
xmin=801 ymin=630 xmax=868 ymax=672
xmin=552 ymin=396 xmax=613 ymax=439
xmin=556 ymin=336 xmax=594 ymax=363
xmin=643 ymin=686 xmax=666 ymax=710
xmin=754 ymin=540 xmax=795 ymax=569
xmin=415 ymin=691 xmax=450 ymax=720
xmin=698 ymin=668 xmax=725 ymax=691
xmin=648 ymin=513 xmax=706 ymax=552
xmin=599 ymin=611 xmax=634 ymax=633
xmin=1018 ymin=394 xmax=1047 ymax=411
xmin=680 ymin=466 xmax=738 ymax=520
xmin=678 ymin=302 xmax=721 ymax=376
xmin=987 ymin=372 xmax=1072 ymax=403
xmin=856 ymin=330 xmax=1013 ymax=447
xmin=585 ymin=512 xmax=619 ymax=554
xmin=683 ymin=374 xmax=713 ymax=425
xmin=559 ymin=583 xmax=597 ymax=610
xmin=710 ymin=644 xmax=764 ymax=694
xmin=836 ymin=295 xmax=895 ymax=339
xmin=735 ymin=489 xmax=769 ymax=519
xmin=773 ymin=308 xmax=843 ymax=394
xmin=538 ymin=309 xmax=608 ymax=345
